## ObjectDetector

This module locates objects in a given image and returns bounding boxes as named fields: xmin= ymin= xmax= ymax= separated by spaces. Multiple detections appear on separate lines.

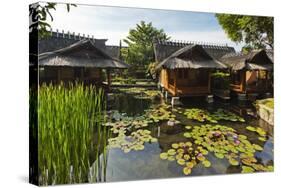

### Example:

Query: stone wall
xmin=256 ymin=103 xmax=274 ymax=126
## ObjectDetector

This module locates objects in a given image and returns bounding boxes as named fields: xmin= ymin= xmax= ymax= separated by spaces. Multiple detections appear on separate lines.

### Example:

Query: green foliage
xmin=211 ymin=71 xmax=230 ymax=78
xmin=112 ymin=76 xmax=137 ymax=84
xmin=216 ymin=14 xmax=273 ymax=49
xmin=182 ymin=124 xmax=272 ymax=172
xmin=146 ymin=62 xmax=157 ymax=78
xmin=147 ymin=103 xmax=177 ymax=123
xmin=108 ymin=129 xmax=157 ymax=153
xmin=160 ymin=141 xmax=210 ymax=175
xmin=183 ymin=108 xmax=245 ymax=123
xmin=116 ymin=87 xmax=162 ymax=100
xmin=37 ymin=83 xmax=107 ymax=185
xmin=211 ymin=71 xmax=230 ymax=90
xmin=123 ymin=21 xmax=170 ymax=68
xmin=29 ymin=3 xmax=76 ymax=39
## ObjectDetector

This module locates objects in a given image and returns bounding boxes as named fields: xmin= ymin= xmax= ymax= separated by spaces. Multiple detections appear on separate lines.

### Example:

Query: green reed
xmin=38 ymin=83 xmax=108 ymax=185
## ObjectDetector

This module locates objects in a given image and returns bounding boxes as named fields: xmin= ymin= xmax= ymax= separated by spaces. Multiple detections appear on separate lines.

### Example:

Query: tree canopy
xmin=216 ymin=14 xmax=273 ymax=50
xmin=29 ymin=3 xmax=76 ymax=39
xmin=123 ymin=21 xmax=170 ymax=68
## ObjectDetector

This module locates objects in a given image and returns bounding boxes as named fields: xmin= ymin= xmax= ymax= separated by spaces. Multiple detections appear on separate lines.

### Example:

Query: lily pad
xmin=167 ymin=149 xmax=177 ymax=155
xmin=253 ymin=144 xmax=263 ymax=151
xmin=258 ymin=137 xmax=267 ymax=142
xmin=214 ymin=152 xmax=224 ymax=159
xmin=185 ymin=126 xmax=192 ymax=130
xmin=177 ymin=159 xmax=186 ymax=166
xmin=160 ymin=153 xmax=168 ymax=160
xmin=184 ymin=132 xmax=192 ymax=138
xmin=202 ymin=160 xmax=211 ymax=168
xmin=183 ymin=154 xmax=191 ymax=160
xmin=242 ymin=166 xmax=255 ymax=173
xmin=246 ymin=126 xmax=256 ymax=132
xmin=185 ymin=162 xmax=194 ymax=168
xmin=229 ymin=158 xmax=239 ymax=166
xmin=183 ymin=167 xmax=192 ymax=175
xmin=108 ymin=128 xmax=157 ymax=153
xmin=172 ymin=143 xmax=179 ymax=149
xmin=168 ymin=156 xmax=175 ymax=161
xmin=256 ymin=128 xmax=266 ymax=136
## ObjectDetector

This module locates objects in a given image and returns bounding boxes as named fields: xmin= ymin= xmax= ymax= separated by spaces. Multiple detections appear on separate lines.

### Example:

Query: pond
xmin=102 ymin=90 xmax=273 ymax=182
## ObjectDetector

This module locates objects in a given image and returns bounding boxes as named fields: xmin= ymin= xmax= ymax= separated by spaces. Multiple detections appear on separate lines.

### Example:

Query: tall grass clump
xmin=38 ymin=83 xmax=108 ymax=185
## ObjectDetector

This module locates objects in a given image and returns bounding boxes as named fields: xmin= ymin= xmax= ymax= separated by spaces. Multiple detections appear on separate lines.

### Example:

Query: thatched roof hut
xmin=220 ymin=50 xmax=273 ymax=71
xmin=155 ymin=44 xmax=228 ymax=97
xmin=39 ymin=39 xmax=129 ymax=69
xmin=220 ymin=50 xmax=273 ymax=95
xmin=155 ymin=45 xmax=227 ymax=71
xmin=153 ymin=39 xmax=235 ymax=63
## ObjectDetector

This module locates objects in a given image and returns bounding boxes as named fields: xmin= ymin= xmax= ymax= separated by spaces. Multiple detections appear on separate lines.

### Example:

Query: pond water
xmin=101 ymin=91 xmax=274 ymax=182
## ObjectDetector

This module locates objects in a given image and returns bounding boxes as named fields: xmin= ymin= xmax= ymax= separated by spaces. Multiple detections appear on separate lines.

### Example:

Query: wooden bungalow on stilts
xmin=220 ymin=50 xmax=273 ymax=99
xmin=39 ymin=39 xmax=129 ymax=89
xmin=155 ymin=45 xmax=227 ymax=98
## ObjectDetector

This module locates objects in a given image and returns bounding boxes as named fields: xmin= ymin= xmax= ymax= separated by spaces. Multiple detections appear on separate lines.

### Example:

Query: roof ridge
xmin=47 ymin=28 xmax=108 ymax=41
xmin=156 ymin=39 xmax=233 ymax=49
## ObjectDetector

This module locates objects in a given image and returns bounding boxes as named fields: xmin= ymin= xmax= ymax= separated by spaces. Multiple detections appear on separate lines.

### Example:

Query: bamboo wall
xmin=230 ymin=70 xmax=272 ymax=94
xmin=39 ymin=67 xmax=102 ymax=85
xmin=159 ymin=68 xmax=210 ymax=96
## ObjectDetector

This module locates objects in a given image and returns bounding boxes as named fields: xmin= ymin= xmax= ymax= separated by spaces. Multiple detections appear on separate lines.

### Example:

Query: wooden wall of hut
xmin=160 ymin=68 xmax=211 ymax=96
xmin=230 ymin=70 xmax=272 ymax=94
xmin=39 ymin=67 xmax=102 ymax=85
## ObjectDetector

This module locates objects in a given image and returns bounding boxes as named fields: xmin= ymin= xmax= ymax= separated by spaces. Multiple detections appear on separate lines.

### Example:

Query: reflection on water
xmin=102 ymin=92 xmax=273 ymax=182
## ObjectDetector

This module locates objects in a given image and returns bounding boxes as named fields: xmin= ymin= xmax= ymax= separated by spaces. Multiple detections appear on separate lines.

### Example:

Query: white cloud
xmin=47 ymin=3 xmax=244 ymax=52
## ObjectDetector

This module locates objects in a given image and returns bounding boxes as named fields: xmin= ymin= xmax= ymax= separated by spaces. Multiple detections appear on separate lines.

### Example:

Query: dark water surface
xmin=103 ymin=93 xmax=274 ymax=182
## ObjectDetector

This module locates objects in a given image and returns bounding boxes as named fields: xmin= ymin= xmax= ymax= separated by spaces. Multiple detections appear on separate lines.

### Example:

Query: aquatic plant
xmin=183 ymin=108 xmax=245 ymax=123
xmin=147 ymin=103 xmax=178 ymax=123
xmin=160 ymin=142 xmax=211 ymax=175
xmin=183 ymin=124 xmax=272 ymax=172
xmin=108 ymin=129 xmax=157 ymax=153
xmin=104 ymin=111 xmax=153 ymax=134
xmin=211 ymin=109 xmax=245 ymax=122
xmin=38 ymin=83 xmax=108 ymax=185
xmin=246 ymin=126 xmax=267 ymax=141
xmin=116 ymin=87 xmax=162 ymax=100
xmin=184 ymin=108 xmax=217 ymax=123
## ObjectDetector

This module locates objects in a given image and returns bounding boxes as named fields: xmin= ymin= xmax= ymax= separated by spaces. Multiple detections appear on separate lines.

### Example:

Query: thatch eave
xmin=220 ymin=49 xmax=273 ymax=71
xmin=39 ymin=39 xmax=129 ymax=69
xmin=155 ymin=45 xmax=227 ymax=71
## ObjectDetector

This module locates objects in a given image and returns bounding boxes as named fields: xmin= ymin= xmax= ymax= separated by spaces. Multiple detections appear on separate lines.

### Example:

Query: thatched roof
xmin=220 ymin=50 xmax=273 ymax=71
xmin=39 ymin=30 xmax=108 ymax=53
xmin=155 ymin=45 xmax=227 ymax=71
xmin=39 ymin=40 xmax=129 ymax=69
xmin=153 ymin=40 xmax=235 ymax=63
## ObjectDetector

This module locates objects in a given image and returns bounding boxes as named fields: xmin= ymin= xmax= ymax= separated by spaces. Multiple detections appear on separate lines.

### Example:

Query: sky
xmin=48 ymin=3 xmax=244 ymax=51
